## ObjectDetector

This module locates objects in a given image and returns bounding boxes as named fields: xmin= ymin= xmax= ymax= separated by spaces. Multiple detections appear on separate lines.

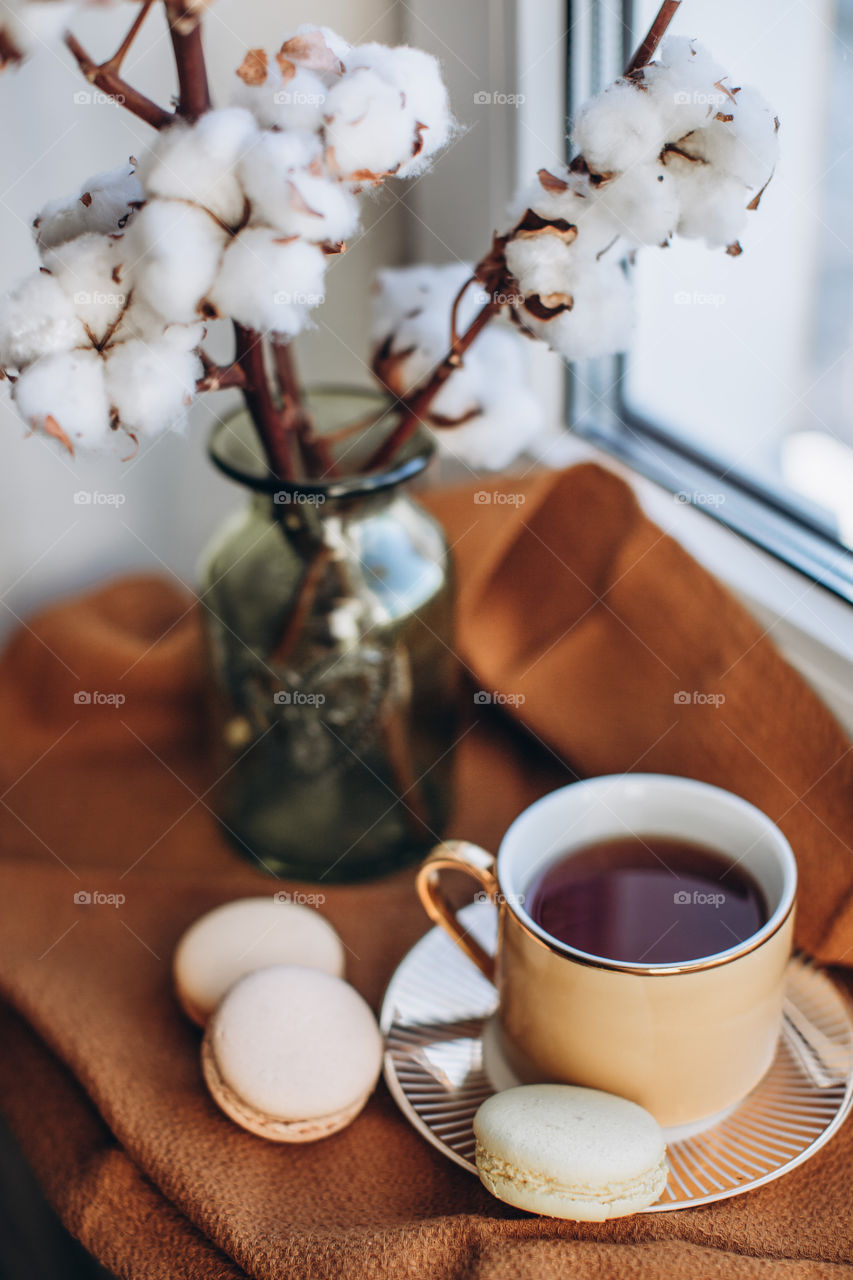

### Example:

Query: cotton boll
xmin=14 ymin=350 xmax=110 ymax=450
xmin=434 ymin=384 xmax=546 ymax=470
xmin=238 ymin=132 xmax=358 ymax=241
xmin=345 ymin=43 xmax=453 ymax=175
xmin=0 ymin=272 xmax=86 ymax=370
xmin=505 ymin=235 xmax=577 ymax=300
xmin=268 ymin=171 xmax=360 ymax=242
xmin=596 ymin=163 xmax=681 ymax=246
xmin=517 ymin=260 xmax=634 ymax=361
xmin=34 ymin=164 xmax=144 ymax=250
xmin=573 ymin=80 xmax=666 ymax=174
xmin=682 ymin=87 xmax=779 ymax=192
xmin=507 ymin=172 xmax=621 ymax=262
xmin=233 ymin=55 xmax=328 ymax=132
xmin=371 ymin=263 xmax=482 ymax=379
xmin=142 ymin=109 xmax=257 ymax=226
xmin=104 ymin=339 xmax=201 ymax=437
xmin=644 ymin=37 xmax=729 ymax=137
xmin=207 ymin=229 xmax=326 ymax=335
xmin=41 ymin=233 xmax=128 ymax=343
xmin=324 ymin=67 xmax=417 ymax=178
xmin=667 ymin=156 xmax=748 ymax=247
xmin=109 ymin=296 xmax=204 ymax=352
xmin=126 ymin=200 xmax=227 ymax=324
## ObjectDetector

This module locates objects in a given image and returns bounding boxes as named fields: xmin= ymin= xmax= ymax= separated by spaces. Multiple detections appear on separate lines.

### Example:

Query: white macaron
xmin=202 ymin=965 xmax=383 ymax=1142
xmin=473 ymin=1084 xmax=667 ymax=1220
xmin=173 ymin=896 xmax=345 ymax=1027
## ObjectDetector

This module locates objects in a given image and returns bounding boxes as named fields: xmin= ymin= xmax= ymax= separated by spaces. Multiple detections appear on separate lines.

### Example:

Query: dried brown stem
xmin=365 ymin=297 xmax=501 ymax=471
xmin=65 ymin=30 xmax=173 ymax=129
xmin=625 ymin=0 xmax=681 ymax=76
xmin=105 ymin=0 xmax=158 ymax=72
xmin=167 ymin=7 xmax=211 ymax=120
xmin=196 ymin=360 xmax=247 ymax=392
xmin=233 ymin=325 xmax=298 ymax=482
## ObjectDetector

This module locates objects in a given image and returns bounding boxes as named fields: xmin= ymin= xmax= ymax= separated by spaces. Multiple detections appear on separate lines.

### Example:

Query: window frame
xmin=561 ymin=0 xmax=853 ymax=605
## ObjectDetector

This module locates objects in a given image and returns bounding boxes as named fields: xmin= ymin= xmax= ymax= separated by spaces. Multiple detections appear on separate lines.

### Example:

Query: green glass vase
xmin=200 ymin=388 xmax=458 ymax=881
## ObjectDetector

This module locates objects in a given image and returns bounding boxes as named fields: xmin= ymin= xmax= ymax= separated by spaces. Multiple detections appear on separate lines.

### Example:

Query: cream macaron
xmin=173 ymin=896 xmax=345 ymax=1027
xmin=473 ymin=1084 xmax=667 ymax=1220
xmin=202 ymin=964 xmax=383 ymax=1142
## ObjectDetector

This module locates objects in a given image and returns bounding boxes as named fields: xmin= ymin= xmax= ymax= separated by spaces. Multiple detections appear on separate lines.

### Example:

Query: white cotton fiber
xmin=41 ymin=233 xmax=128 ymax=343
xmin=682 ymin=87 xmax=779 ymax=192
xmin=109 ymin=297 xmax=204 ymax=352
xmin=233 ymin=58 xmax=328 ymax=133
xmin=644 ymin=37 xmax=729 ymax=138
xmin=125 ymin=199 xmax=227 ymax=324
xmin=668 ymin=157 xmax=748 ymax=247
xmin=238 ymin=132 xmax=358 ymax=242
xmin=434 ymin=382 xmax=546 ymax=470
xmin=573 ymin=80 xmax=665 ymax=174
xmin=324 ymin=67 xmax=416 ymax=177
xmin=207 ymin=229 xmax=326 ymax=334
xmin=516 ymin=260 xmax=634 ymax=361
xmin=14 ymin=349 xmax=111 ymax=450
xmin=596 ymin=162 xmax=680 ymax=246
xmin=0 ymin=272 xmax=85 ymax=369
xmin=345 ymin=43 xmax=453 ymax=175
xmin=104 ymin=339 xmax=201 ymax=437
xmin=142 ymin=109 xmax=257 ymax=226
xmin=505 ymin=235 xmax=576 ymax=301
xmin=34 ymin=164 xmax=144 ymax=250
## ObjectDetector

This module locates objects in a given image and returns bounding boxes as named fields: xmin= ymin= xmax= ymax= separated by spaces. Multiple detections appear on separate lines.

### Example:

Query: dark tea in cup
xmin=526 ymin=835 xmax=768 ymax=965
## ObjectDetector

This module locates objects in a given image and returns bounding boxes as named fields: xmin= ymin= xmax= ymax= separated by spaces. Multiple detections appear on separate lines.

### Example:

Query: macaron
xmin=202 ymin=965 xmax=383 ymax=1142
xmin=173 ymin=896 xmax=345 ymax=1026
xmin=473 ymin=1084 xmax=667 ymax=1220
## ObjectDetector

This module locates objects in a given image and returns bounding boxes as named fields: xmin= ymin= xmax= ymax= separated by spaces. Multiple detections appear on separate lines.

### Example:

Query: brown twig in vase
xmin=362 ymin=0 xmax=682 ymax=473
xmin=271 ymin=340 xmax=336 ymax=479
xmin=233 ymin=326 xmax=299 ymax=482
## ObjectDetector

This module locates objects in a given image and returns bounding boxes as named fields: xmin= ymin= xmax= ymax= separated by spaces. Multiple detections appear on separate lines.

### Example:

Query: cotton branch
xmin=233 ymin=325 xmax=298 ymax=482
xmin=166 ymin=1 xmax=211 ymax=120
xmin=363 ymin=0 xmax=682 ymax=473
xmin=64 ymin=0 xmax=174 ymax=131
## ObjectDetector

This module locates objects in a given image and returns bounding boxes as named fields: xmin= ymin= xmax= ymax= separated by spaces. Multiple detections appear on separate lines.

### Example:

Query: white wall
xmin=0 ymin=0 xmax=404 ymax=632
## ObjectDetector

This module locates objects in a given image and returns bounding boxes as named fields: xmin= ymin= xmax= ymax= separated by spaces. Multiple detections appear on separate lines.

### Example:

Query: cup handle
xmin=416 ymin=840 xmax=499 ymax=983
